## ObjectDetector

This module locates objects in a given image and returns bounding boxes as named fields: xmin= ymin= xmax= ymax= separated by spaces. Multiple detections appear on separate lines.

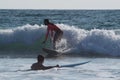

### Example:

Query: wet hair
xmin=37 ymin=55 xmax=44 ymax=63
xmin=44 ymin=19 xmax=49 ymax=25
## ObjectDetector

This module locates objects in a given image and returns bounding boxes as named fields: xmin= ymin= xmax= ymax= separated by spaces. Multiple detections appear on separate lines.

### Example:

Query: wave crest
xmin=0 ymin=24 xmax=120 ymax=57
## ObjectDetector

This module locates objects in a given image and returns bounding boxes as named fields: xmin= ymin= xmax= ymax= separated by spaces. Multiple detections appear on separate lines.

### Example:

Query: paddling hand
xmin=55 ymin=64 xmax=59 ymax=68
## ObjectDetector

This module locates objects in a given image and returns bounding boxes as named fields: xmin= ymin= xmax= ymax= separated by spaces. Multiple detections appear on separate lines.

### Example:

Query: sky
xmin=0 ymin=0 xmax=120 ymax=9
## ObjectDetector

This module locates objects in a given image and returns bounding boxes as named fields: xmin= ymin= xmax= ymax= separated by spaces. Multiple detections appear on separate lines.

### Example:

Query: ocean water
xmin=0 ymin=10 xmax=120 ymax=57
xmin=0 ymin=57 xmax=120 ymax=80
xmin=0 ymin=10 xmax=120 ymax=80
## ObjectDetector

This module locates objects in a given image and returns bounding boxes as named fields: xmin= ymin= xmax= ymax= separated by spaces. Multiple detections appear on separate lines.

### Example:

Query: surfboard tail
xmin=42 ymin=48 xmax=62 ymax=57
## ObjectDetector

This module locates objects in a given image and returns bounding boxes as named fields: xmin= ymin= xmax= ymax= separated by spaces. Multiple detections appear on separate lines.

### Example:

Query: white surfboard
xmin=60 ymin=61 xmax=91 ymax=67
xmin=42 ymin=48 xmax=61 ymax=57
xmin=16 ymin=61 xmax=91 ymax=72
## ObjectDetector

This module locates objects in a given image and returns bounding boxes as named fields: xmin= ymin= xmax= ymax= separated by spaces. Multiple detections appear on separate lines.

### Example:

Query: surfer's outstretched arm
xmin=42 ymin=65 xmax=59 ymax=70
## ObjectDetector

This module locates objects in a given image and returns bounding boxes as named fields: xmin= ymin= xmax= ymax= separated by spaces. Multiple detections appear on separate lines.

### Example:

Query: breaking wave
xmin=0 ymin=24 xmax=120 ymax=57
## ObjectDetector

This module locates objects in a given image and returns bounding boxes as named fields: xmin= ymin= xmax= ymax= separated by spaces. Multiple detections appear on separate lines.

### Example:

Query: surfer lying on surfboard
xmin=31 ymin=55 xmax=90 ymax=70
xmin=31 ymin=55 xmax=59 ymax=70
xmin=42 ymin=19 xmax=63 ymax=49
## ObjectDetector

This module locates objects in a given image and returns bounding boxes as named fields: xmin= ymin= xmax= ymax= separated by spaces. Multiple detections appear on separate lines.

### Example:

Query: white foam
xmin=0 ymin=24 xmax=120 ymax=56
xmin=0 ymin=24 xmax=46 ymax=44
xmin=56 ymin=24 xmax=120 ymax=56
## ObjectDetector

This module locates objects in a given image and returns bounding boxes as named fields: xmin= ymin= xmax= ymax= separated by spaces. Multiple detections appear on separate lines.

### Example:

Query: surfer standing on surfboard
xmin=42 ymin=19 xmax=63 ymax=49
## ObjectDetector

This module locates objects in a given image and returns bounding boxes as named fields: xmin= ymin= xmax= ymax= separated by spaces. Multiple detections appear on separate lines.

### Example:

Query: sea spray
xmin=0 ymin=24 xmax=120 ymax=56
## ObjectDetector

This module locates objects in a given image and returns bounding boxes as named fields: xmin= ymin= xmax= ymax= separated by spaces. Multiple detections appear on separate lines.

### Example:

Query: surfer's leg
xmin=53 ymin=31 xmax=63 ymax=42
xmin=53 ymin=33 xmax=57 ymax=49
xmin=58 ymin=31 xmax=63 ymax=41
xmin=53 ymin=42 xmax=56 ymax=49
xmin=53 ymin=32 xmax=59 ymax=49
xmin=53 ymin=31 xmax=63 ymax=49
